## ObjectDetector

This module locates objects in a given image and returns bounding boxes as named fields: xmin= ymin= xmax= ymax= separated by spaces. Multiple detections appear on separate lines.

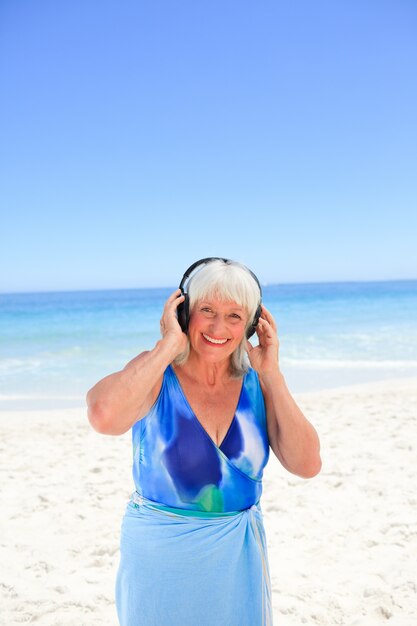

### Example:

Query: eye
xmin=230 ymin=313 xmax=242 ymax=320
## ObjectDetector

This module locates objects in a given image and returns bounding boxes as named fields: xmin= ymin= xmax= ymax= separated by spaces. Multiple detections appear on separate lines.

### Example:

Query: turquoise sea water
xmin=1 ymin=280 xmax=417 ymax=410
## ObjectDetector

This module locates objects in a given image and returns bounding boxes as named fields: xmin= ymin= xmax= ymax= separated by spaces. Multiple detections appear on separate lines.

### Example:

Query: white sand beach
xmin=1 ymin=376 xmax=416 ymax=626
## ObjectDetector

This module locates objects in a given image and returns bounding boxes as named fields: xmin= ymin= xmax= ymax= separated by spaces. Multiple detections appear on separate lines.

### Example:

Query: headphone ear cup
xmin=177 ymin=293 xmax=189 ymax=334
xmin=246 ymin=325 xmax=255 ymax=339
xmin=246 ymin=304 xmax=262 ymax=339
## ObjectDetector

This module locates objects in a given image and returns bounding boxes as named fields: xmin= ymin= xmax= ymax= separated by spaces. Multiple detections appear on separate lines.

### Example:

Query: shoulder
xmin=245 ymin=366 xmax=261 ymax=386
xmin=243 ymin=367 xmax=265 ymax=402
xmin=122 ymin=350 xmax=151 ymax=371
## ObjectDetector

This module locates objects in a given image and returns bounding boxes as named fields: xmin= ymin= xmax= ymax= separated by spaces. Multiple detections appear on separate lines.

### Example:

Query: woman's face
xmin=187 ymin=297 xmax=249 ymax=362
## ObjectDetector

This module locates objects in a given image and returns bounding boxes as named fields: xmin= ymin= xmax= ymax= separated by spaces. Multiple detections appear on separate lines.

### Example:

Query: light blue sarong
xmin=115 ymin=492 xmax=273 ymax=626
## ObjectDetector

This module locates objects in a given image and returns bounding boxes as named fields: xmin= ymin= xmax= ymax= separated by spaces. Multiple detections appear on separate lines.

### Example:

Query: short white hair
xmin=174 ymin=259 xmax=261 ymax=377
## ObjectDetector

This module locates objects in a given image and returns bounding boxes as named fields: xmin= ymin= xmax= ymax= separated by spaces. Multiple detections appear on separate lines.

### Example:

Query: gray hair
xmin=174 ymin=259 xmax=261 ymax=377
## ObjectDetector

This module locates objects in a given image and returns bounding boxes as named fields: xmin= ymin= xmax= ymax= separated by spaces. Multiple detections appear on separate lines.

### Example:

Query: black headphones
xmin=177 ymin=257 xmax=262 ymax=339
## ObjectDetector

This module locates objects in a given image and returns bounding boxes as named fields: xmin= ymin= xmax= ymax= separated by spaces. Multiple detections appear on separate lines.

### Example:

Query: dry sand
xmin=1 ymin=376 xmax=416 ymax=625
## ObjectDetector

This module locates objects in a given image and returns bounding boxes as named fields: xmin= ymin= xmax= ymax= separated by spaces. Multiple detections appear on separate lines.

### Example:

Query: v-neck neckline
xmin=168 ymin=364 xmax=246 ymax=450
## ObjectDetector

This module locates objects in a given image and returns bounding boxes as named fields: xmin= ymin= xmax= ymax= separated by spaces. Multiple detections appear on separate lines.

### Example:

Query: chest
xmin=176 ymin=377 xmax=243 ymax=447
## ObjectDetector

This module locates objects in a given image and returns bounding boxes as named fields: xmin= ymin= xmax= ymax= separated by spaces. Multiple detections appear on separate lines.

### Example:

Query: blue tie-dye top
xmin=132 ymin=364 xmax=270 ymax=513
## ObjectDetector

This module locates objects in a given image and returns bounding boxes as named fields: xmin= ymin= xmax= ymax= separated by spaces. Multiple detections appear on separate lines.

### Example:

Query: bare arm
xmin=259 ymin=370 xmax=321 ymax=478
xmin=86 ymin=289 xmax=187 ymax=436
xmin=247 ymin=305 xmax=321 ymax=478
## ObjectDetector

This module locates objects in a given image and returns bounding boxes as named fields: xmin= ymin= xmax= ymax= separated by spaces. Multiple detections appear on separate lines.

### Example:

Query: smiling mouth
xmin=202 ymin=334 xmax=228 ymax=345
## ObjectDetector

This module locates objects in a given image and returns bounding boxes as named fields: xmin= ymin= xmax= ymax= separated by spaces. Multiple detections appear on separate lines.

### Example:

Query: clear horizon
xmin=2 ymin=276 xmax=416 ymax=297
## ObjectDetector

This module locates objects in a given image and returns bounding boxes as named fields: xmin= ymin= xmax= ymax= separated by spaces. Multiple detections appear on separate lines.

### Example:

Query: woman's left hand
xmin=246 ymin=305 xmax=280 ymax=375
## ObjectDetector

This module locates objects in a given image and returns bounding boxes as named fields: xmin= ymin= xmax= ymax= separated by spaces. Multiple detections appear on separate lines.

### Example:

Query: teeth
xmin=203 ymin=334 xmax=228 ymax=345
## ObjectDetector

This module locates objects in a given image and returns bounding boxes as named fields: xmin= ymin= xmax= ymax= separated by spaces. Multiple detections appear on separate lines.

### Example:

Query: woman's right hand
xmin=159 ymin=289 xmax=188 ymax=357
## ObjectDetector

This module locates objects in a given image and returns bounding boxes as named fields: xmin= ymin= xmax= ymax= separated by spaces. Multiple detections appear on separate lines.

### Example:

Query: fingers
xmin=255 ymin=319 xmax=269 ymax=339
xmin=164 ymin=289 xmax=185 ymax=312
xmin=255 ymin=317 xmax=279 ymax=345
xmin=256 ymin=318 xmax=272 ymax=333
xmin=167 ymin=289 xmax=185 ymax=304
xmin=160 ymin=290 xmax=185 ymax=335
xmin=260 ymin=305 xmax=277 ymax=329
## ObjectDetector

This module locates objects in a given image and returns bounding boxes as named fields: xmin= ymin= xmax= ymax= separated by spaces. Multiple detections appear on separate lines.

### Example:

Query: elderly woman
xmin=87 ymin=257 xmax=321 ymax=626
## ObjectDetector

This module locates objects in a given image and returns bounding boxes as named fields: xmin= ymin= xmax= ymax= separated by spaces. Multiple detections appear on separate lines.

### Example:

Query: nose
xmin=208 ymin=314 xmax=227 ymax=336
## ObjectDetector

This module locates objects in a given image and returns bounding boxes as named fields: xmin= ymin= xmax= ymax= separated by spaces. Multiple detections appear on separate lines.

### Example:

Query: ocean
xmin=1 ymin=279 xmax=416 ymax=410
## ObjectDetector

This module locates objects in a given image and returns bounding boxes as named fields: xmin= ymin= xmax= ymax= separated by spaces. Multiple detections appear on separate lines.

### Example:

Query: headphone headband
xmin=179 ymin=257 xmax=229 ymax=293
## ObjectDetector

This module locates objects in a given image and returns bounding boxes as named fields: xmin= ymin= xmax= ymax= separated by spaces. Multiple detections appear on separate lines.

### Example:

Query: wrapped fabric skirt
xmin=115 ymin=493 xmax=273 ymax=626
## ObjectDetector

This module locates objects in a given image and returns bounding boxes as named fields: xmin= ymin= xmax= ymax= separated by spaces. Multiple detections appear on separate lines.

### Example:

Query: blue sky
xmin=1 ymin=0 xmax=416 ymax=292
